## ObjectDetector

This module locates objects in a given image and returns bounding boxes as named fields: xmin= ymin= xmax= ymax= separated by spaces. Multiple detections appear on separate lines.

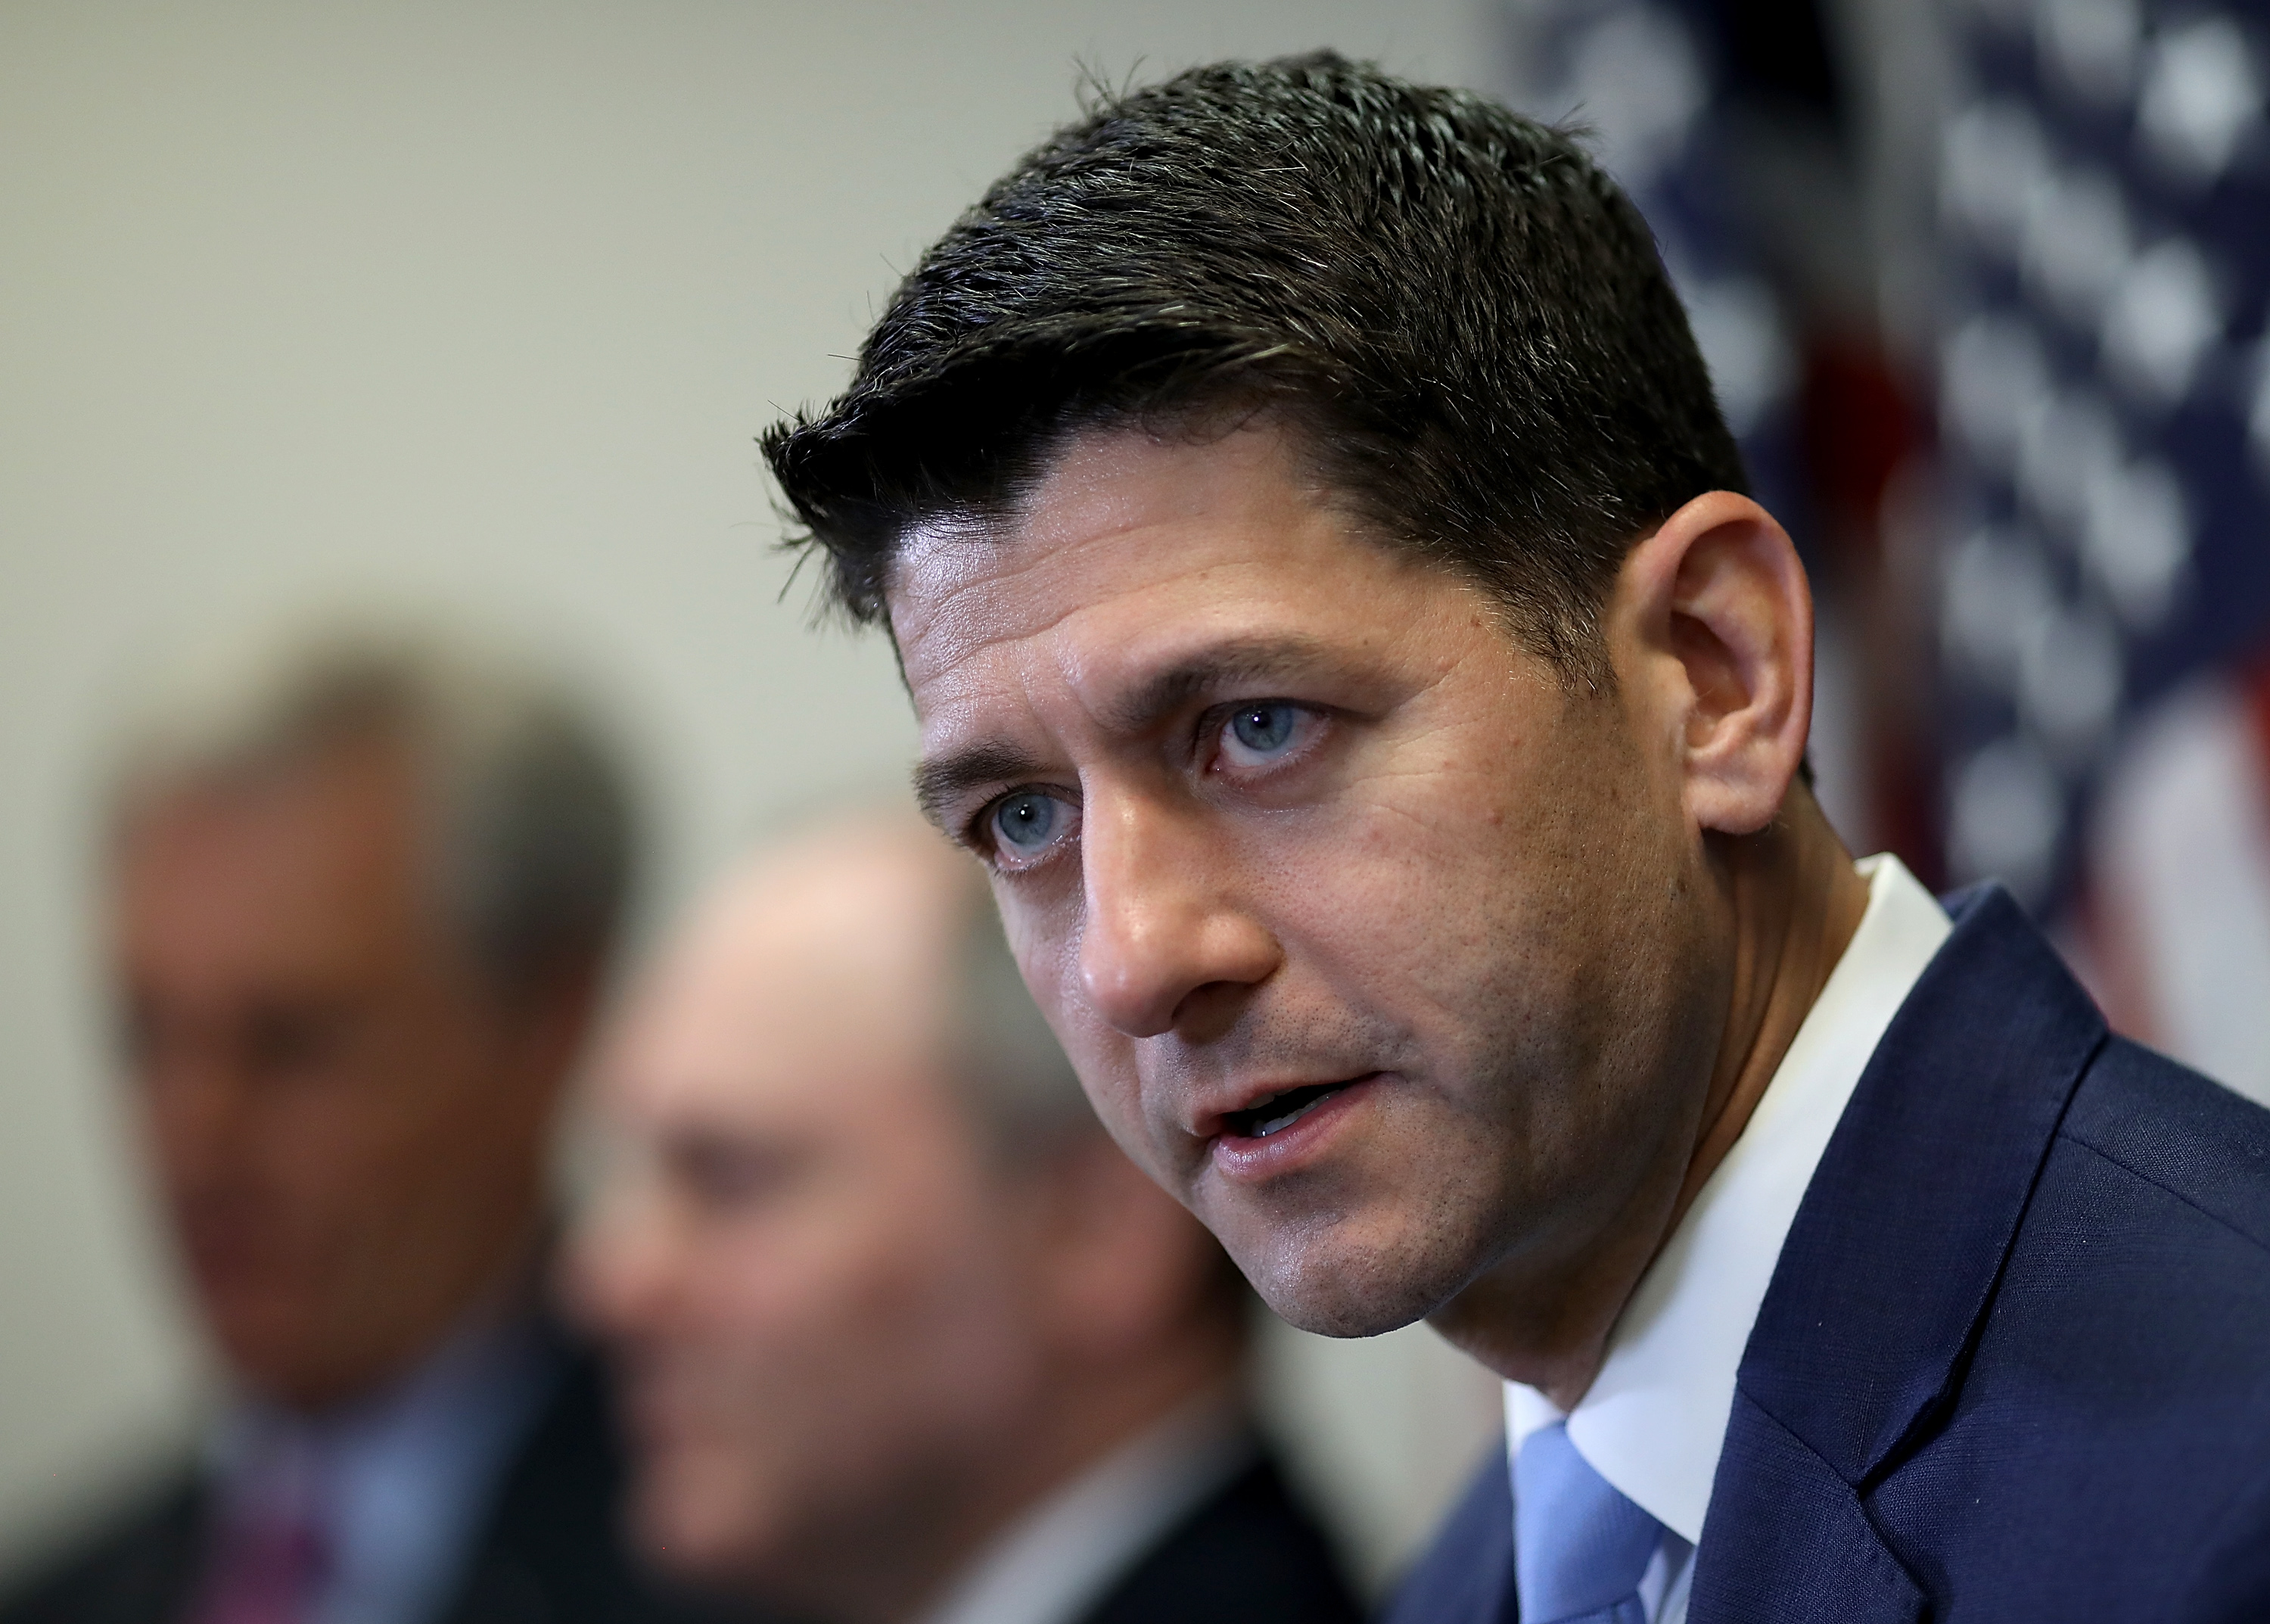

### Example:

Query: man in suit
xmin=754 ymin=52 xmax=2270 ymax=1622
xmin=0 ymin=624 xmax=711 ymax=1624
xmin=568 ymin=814 xmax=1361 ymax=1624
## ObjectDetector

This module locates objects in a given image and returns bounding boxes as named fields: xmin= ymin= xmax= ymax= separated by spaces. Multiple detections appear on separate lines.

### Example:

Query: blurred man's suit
xmin=1044 ymin=1453 xmax=1354 ymax=1624
xmin=1391 ymin=884 xmax=2270 ymax=1622
xmin=885 ymin=1408 xmax=1357 ymax=1624
xmin=0 ymin=1324 xmax=711 ymax=1624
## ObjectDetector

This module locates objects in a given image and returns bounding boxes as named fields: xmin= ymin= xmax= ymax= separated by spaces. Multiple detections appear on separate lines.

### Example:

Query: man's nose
xmin=1077 ymin=793 xmax=1279 ymax=1038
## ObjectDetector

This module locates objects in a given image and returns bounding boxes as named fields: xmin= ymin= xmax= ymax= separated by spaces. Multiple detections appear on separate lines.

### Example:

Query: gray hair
xmin=108 ymin=616 xmax=638 ymax=998
xmin=940 ymin=872 xmax=1101 ymax=1156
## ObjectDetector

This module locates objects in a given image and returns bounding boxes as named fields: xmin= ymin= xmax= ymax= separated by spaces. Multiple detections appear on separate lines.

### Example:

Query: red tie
xmin=190 ymin=1502 xmax=331 ymax=1624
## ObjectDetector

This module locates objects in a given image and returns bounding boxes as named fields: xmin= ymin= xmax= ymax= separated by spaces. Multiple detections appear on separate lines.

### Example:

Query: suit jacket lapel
xmin=1693 ymin=1392 xmax=1926 ymax=1623
xmin=1690 ymin=886 xmax=2107 ymax=1621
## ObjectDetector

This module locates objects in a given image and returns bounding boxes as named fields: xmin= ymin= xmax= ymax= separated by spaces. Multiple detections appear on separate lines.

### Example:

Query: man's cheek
xmin=1010 ymin=910 xmax=1086 ymax=1046
xmin=1079 ymin=1058 xmax=1140 ymax=1137
xmin=1077 ymin=1052 xmax=1162 ymax=1166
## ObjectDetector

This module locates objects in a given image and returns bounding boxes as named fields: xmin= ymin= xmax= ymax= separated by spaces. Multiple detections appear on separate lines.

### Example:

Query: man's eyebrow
xmin=910 ymin=636 xmax=1351 ymax=830
xmin=1095 ymin=634 xmax=1345 ymax=734
xmin=913 ymin=740 xmax=1046 ymax=832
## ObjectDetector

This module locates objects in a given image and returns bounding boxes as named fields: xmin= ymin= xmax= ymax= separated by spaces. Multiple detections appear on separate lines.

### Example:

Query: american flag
xmin=1935 ymin=0 xmax=2270 ymax=1098
xmin=1506 ymin=0 xmax=2270 ymax=1100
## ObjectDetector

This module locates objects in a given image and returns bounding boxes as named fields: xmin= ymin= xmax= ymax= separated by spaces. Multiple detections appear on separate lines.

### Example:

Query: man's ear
xmin=1608 ymin=491 xmax=1812 ymax=837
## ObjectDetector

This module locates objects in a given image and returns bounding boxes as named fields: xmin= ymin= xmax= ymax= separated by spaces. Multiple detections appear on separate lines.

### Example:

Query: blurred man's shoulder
xmin=0 ymin=1466 xmax=206 ymax=1624
xmin=0 ymin=1336 xmax=729 ymax=1624
xmin=1076 ymin=1450 xmax=1361 ymax=1624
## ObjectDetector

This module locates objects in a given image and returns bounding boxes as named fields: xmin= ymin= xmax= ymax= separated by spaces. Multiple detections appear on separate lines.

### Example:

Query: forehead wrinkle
xmin=895 ymin=463 xmax=1283 ymax=687
xmin=894 ymin=533 xmax=1107 ymax=698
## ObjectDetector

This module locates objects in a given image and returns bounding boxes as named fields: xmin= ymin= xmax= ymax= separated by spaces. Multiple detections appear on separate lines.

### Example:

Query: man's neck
xmin=1672 ymin=792 xmax=1872 ymax=1258
xmin=1439 ymin=792 xmax=1870 ymax=1408
xmin=250 ymin=1234 xmax=547 ymax=1421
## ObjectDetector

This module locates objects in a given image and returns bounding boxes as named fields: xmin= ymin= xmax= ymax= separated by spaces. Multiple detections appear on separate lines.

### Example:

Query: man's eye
xmin=1219 ymin=702 xmax=1307 ymax=767
xmin=989 ymin=791 xmax=1074 ymax=862
xmin=673 ymin=1140 xmax=803 ymax=1213
xmin=243 ymin=1005 xmax=356 ymax=1083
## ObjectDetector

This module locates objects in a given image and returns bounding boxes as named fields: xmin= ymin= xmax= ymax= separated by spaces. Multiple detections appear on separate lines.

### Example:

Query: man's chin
xmin=1235 ymin=1221 xmax=1472 ymax=1339
xmin=633 ymin=1473 xmax=759 ymax=1582
xmin=210 ymin=1314 xmax=369 ymax=1411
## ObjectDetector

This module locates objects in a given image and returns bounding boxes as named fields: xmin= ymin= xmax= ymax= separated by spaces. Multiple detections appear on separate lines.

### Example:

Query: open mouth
xmin=1223 ymin=1081 xmax=1354 ymax=1139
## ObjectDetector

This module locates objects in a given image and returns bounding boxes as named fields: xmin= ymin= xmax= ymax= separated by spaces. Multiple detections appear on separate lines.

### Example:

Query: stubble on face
xmin=888 ymin=422 xmax=1727 ymax=1343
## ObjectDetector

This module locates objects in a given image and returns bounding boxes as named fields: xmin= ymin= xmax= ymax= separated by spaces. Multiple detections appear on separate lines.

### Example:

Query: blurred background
xmin=2 ymin=0 xmax=2265 ymax=1606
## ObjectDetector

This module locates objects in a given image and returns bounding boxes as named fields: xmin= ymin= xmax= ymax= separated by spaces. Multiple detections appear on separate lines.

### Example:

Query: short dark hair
xmin=763 ymin=51 xmax=1746 ymax=681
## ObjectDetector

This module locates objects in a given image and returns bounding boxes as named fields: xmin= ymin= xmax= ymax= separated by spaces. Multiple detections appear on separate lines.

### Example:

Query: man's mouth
xmin=1222 ymin=1080 xmax=1355 ymax=1139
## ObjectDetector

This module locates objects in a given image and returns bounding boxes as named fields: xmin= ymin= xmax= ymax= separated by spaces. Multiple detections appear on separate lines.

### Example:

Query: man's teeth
xmin=1247 ymin=1083 xmax=1345 ymax=1137
xmin=1255 ymin=1099 xmax=1321 ymax=1136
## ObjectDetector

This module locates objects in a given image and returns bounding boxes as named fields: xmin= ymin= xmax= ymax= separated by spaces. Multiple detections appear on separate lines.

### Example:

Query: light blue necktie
xmin=1514 ymin=1420 xmax=1665 ymax=1624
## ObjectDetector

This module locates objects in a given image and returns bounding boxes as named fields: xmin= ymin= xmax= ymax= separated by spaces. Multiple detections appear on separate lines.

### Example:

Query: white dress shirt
xmin=1504 ymin=854 xmax=1951 ymax=1624
xmin=915 ymin=1385 xmax=1255 ymax=1624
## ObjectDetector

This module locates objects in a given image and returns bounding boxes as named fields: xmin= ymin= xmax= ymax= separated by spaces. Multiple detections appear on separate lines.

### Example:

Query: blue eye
xmin=990 ymin=792 xmax=1060 ymax=855
xmin=1225 ymin=702 xmax=1298 ymax=760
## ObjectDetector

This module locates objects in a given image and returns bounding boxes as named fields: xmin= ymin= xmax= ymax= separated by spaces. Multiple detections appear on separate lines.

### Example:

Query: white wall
xmin=0 ymin=0 xmax=1503 ymax=1593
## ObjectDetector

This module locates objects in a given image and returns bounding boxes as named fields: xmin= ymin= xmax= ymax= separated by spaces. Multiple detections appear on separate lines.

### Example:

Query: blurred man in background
xmin=569 ymin=816 xmax=1360 ymax=1624
xmin=0 ymin=624 xmax=711 ymax=1624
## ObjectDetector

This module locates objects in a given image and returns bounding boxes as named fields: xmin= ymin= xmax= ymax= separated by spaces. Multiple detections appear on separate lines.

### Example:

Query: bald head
xmin=570 ymin=815 xmax=1243 ymax=1622
xmin=621 ymin=819 xmax=972 ymax=1127
xmin=617 ymin=817 xmax=1088 ymax=1159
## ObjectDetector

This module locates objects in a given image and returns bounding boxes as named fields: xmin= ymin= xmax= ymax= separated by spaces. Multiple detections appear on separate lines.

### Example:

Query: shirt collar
xmin=1506 ymin=854 xmax=1951 ymax=1544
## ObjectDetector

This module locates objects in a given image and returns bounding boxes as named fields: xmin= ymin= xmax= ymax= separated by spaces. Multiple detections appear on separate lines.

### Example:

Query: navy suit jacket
xmin=1386 ymin=885 xmax=2270 ymax=1622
